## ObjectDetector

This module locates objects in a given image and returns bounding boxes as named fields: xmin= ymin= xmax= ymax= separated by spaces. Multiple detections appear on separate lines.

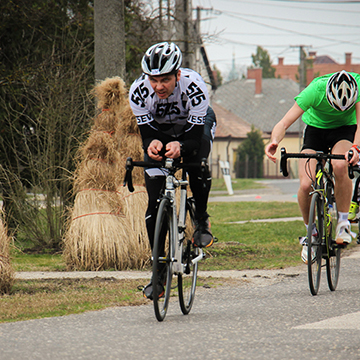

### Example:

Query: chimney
xmin=345 ymin=53 xmax=352 ymax=69
xmin=278 ymin=57 xmax=284 ymax=66
xmin=308 ymin=51 xmax=317 ymax=59
xmin=306 ymin=67 xmax=314 ymax=86
xmin=247 ymin=67 xmax=262 ymax=95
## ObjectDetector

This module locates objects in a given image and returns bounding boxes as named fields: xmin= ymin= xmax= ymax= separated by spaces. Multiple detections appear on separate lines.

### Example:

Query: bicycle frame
xmin=123 ymin=157 xmax=205 ymax=275
xmin=161 ymin=159 xmax=204 ymax=275
xmin=311 ymin=161 xmax=334 ymax=258
xmin=124 ymin=156 xmax=207 ymax=320
xmin=280 ymin=147 xmax=349 ymax=295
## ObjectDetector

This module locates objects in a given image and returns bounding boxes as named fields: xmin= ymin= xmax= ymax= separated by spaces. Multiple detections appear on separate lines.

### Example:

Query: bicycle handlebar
xmin=280 ymin=147 xmax=353 ymax=178
xmin=123 ymin=157 xmax=209 ymax=193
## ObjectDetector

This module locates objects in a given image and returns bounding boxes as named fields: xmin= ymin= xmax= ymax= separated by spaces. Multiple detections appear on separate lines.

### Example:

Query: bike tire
xmin=152 ymin=198 xmax=173 ymax=322
xmin=325 ymin=184 xmax=341 ymax=291
xmin=326 ymin=245 xmax=341 ymax=291
xmin=178 ymin=197 xmax=198 ymax=315
xmin=308 ymin=192 xmax=323 ymax=296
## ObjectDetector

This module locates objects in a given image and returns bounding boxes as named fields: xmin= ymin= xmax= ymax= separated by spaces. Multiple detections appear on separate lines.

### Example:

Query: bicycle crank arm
xmin=191 ymin=249 xmax=205 ymax=265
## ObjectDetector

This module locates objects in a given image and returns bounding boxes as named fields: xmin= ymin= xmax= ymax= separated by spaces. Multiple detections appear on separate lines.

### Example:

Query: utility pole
xmin=174 ymin=0 xmax=193 ymax=69
xmin=291 ymin=45 xmax=311 ymax=92
xmin=94 ymin=0 xmax=126 ymax=82
xmin=291 ymin=45 xmax=311 ymax=151
xmin=299 ymin=45 xmax=307 ymax=92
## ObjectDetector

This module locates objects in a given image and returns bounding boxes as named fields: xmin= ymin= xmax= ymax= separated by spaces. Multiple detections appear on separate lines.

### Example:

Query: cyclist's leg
xmin=186 ymin=107 xmax=216 ymax=247
xmin=143 ymin=160 xmax=167 ymax=299
xmin=298 ymin=125 xmax=325 ymax=226
xmin=297 ymin=150 xmax=317 ymax=226
xmin=331 ymin=140 xmax=354 ymax=244
xmin=331 ymin=140 xmax=352 ymax=214
xmin=349 ymin=174 xmax=360 ymax=220
xmin=328 ymin=125 xmax=356 ymax=243
xmin=298 ymin=126 xmax=325 ymax=263
xmin=187 ymin=106 xmax=216 ymax=219
xmin=144 ymin=170 xmax=165 ymax=250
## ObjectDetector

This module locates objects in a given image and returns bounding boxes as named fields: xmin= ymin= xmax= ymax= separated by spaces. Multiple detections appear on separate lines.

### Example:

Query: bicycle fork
xmin=173 ymin=183 xmax=204 ymax=274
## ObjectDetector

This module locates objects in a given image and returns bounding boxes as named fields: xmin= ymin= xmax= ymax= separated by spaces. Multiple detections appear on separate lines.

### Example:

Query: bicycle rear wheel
xmin=326 ymin=245 xmax=341 ymax=291
xmin=325 ymin=186 xmax=341 ymax=291
xmin=308 ymin=192 xmax=323 ymax=296
xmin=152 ymin=198 xmax=173 ymax=322
xmin=178 ymin=197 xmax=199 ymax=315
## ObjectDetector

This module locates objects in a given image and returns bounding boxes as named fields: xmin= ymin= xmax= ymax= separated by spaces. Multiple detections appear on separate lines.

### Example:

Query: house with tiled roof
xmin=211 ymin=102 xmax=259 ymax=178
xmin=212 ymin=68 xmax=302 ymax=178
xmin=273 ymin=52 xmax=360 ymax=85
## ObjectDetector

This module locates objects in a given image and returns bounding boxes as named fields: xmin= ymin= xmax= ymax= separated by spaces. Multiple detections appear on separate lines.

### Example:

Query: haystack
xmin=0 ymin=210 xmax=14 ymax=294
xmin=63 ymin=77 xmax=149 ymax=270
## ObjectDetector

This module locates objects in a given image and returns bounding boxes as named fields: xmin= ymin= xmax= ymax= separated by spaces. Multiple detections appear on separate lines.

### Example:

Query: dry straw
xmin=0 ymin=210 xmax=14 ymax=294
xmin=63 ymin=77 xmax=149 ymax=270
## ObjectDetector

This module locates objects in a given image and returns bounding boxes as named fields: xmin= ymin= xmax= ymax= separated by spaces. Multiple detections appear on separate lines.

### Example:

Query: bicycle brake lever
xmin=124 ymin=157 xmax=135 ymax=192
xmin=280 ymin=148 xmax=289 ymax=177
xmin=348 ymin=149 xmax=354 ymax=179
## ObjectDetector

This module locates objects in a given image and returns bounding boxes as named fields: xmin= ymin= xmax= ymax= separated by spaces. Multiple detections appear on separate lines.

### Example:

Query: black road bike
xmin=280 ymin=148 xmax=352 ymax=295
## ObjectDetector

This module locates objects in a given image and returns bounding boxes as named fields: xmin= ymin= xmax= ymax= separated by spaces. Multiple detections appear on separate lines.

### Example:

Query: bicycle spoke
xmin=308 ymin=193 xmax=322 ymax=295
xmin=178 ymin=198 xmax=199 ymax=315
xmin=153 ymin=198 xmax=173 ymax=322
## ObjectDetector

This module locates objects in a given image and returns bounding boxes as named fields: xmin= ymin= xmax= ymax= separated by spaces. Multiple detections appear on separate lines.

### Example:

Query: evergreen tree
xmin=236 ymin=126 xmax=264 ymax=178
xmin=213 ymin=65 xmax=223 ymax=87
xmin=251 ymin=46 xmax=276 ymax=78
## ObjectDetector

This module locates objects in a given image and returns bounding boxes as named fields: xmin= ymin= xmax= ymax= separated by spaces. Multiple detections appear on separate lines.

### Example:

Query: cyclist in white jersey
xmin=129 ymin=42 xmax=216 ymax=299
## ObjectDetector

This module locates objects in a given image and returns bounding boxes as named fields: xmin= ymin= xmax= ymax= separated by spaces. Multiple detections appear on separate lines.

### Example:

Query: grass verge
xmin=3 ymin=199 xmax=358 ymax=323
xmin=0 ymin=277 xmax=239 ymax=323
xmin=211 ymin=178 xmax=265 ymax=192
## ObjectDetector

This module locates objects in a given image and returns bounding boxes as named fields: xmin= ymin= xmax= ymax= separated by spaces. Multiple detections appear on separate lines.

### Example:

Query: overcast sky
xmin=191 ymin=0 xmax=360 ymax=78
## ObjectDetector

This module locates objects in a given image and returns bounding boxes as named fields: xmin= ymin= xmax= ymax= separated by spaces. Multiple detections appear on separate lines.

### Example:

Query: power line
xmin=265 ymin=0 xmax=360 ymax=3
xmin=219 ymin=9 xmax=360 ymax=28
xmin=219 ymin=13 xmax=360 ymax=47
xmin=201 ymin=0 xmax=360 ymax=13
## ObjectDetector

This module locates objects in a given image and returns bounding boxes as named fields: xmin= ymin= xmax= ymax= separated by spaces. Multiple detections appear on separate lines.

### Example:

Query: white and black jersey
xmin=129 ymin=68 xmax=209 ymax=156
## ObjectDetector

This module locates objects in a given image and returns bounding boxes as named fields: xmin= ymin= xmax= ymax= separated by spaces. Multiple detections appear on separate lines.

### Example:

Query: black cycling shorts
xmin=302 ymin=124 xmax=356 ymax=153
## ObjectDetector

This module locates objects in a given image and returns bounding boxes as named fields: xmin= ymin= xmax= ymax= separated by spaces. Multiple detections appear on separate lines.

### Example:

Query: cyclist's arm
xmin=347 ymin=101 xmax=360 ymax=164
xmin=265 ymin=102 xmax=304 ymax=163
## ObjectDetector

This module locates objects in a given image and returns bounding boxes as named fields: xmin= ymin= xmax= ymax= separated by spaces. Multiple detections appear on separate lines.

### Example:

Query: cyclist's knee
xmin=332 ymin=160 xmax=348 ymax=178
xmin=299 ymin=178 xmax=312 ymax=195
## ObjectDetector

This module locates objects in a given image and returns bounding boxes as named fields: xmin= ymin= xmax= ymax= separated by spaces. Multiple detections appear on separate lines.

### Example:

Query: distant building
xmin=211 ymin=103 xmax=258 ymax=179
xmin=273 ymin=52 xmax=360 ymax=85
xmin=212 ymin=68 xmax=301 ymax=178
xmin=226 ymin=53 xmax=239 ymax=82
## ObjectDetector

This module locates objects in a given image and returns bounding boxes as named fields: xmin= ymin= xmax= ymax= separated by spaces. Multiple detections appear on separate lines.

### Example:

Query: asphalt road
xmin=1 ymin=250 xmax=360 ymax=360
xmin=210 ymin=178 xmax=300 ymax=203
xmin=2 ymin=179 xmax=359 ymax=360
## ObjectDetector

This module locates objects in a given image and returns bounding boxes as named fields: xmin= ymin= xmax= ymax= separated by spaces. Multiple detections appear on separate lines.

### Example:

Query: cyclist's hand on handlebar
xmin=148 ymin=140 xmax=164 ymax=161
xmin=346 ymin=148 xmax=359 ymax=166
xmin=265 ymin=142 xmax=278 ymax=163
xmin=164 ymin=141 xmax=181 ymax=159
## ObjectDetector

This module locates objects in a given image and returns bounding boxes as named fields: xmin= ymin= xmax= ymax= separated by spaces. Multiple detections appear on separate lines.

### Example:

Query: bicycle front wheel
xmin=326 ymin=245 xmax=341 ymax=291
xmin=178 ymin=197 xmax=199 ymax=315
xmin=152 ymin=198 xmax=173 ymax=322
xmin=308 ymin=192 xmax=323 ymax=296
xmin=325 ymin=183 xmax=341 ymax=291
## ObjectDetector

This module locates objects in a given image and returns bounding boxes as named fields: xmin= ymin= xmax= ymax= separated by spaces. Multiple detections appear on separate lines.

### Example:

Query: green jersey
xmin=294 ymin=72 xmax=360 ymax=129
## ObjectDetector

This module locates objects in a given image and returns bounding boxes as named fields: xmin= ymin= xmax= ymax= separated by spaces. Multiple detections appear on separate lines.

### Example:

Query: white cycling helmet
xmin=141 ymin=42 xmax=182 ymax=76
xmin=326 ymin=70 xmax=358 ymax=111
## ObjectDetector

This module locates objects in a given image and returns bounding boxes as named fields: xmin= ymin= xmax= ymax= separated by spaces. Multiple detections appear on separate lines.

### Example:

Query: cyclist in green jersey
xmin=265 ymin=70 xmax=360 ymax=264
